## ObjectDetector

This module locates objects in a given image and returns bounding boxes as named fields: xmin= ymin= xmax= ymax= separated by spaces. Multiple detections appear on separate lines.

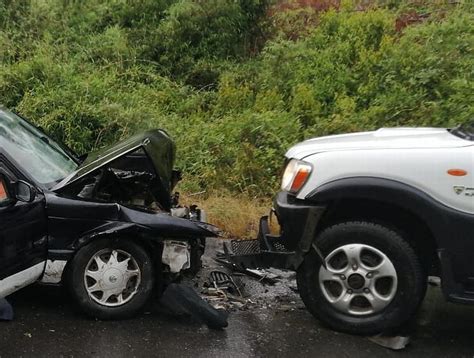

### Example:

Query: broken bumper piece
xmin=225 ymin=193 xmax=326 ymax=271
xmin=224 ymin=216 xmax=299 ymax=270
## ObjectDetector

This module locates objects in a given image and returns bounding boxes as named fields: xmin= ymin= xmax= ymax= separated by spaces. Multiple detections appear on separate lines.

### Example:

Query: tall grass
xmin=181 ymin=192 xmax=275 ymax=239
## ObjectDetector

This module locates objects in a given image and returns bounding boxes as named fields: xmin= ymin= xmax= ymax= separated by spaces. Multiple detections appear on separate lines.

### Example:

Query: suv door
xmin=0 ymin=169 xmax=48 ymax=297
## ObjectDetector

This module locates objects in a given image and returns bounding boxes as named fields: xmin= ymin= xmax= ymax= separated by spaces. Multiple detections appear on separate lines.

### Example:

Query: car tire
xmin=68 ymin=238 xmax=155 ymax=320
xmin=297 ymin=221 xmax=426 ymax=335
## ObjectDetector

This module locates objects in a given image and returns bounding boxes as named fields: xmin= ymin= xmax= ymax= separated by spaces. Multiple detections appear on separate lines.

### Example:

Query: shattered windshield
xmin=0 ymin=109 xmax=78 ymax=188
xmin=450 ymin=121 xmax=474 ymax=141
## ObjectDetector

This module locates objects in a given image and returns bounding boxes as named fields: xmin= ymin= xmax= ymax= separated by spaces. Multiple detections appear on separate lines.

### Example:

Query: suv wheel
xmin=68 ymin=238 xmax=155 ymax=320
xmin=297 ymin=221 xmax=426 ymax=335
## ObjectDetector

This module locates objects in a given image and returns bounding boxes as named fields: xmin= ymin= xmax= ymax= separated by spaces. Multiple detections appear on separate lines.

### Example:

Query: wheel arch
xmin=317 ymin=198 xmax=439 ymax=275
xmin=306 ymin=177 xmax=451 ymax=276
xmin=60 ymin=223 xmax=162 ymax=286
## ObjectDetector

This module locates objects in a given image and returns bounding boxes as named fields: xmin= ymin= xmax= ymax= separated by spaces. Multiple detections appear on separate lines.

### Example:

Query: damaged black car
xmin=0 ymin=108 xmax=220 ymax=319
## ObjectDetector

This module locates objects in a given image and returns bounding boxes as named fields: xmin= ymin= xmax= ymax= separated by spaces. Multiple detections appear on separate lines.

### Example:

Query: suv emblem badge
xmin=454 ymin=186 xmax=474 ymax=197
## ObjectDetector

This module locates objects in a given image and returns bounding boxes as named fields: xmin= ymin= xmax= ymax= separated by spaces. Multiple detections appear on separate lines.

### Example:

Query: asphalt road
xmin=1 ymin=282 xmax=474 ymax=358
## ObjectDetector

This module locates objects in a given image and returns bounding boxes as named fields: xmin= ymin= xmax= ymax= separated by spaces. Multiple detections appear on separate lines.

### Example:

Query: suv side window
xmin=0 ymin=177 xmax=11 ymax=206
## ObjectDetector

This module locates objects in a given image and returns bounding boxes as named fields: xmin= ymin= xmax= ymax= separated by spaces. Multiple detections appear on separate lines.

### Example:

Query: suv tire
xmin=68 ymin=238 xmax=155 ymax=320
xmin=297 ymin=221 xmax=426 ymax=335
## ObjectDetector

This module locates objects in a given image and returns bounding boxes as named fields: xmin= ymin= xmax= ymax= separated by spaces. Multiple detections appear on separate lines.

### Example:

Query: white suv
xmin=227 ymin=123 xmax=474 ymax=335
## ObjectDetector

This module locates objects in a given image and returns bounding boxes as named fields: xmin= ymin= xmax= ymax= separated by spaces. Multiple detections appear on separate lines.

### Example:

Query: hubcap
xmin=84 ymin=249 xmax=141 ymax=307
xmin=348 ymin=273 xmax=365 ymax=290
xmin=318 ymin=244 xmax=398 ymax=316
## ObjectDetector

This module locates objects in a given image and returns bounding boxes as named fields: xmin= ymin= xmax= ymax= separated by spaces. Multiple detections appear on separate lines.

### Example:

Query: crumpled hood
xmin=286 ymin=127 xmax=472 ymax=160
xmin=54 ymin=129 xmax=175 ymax=192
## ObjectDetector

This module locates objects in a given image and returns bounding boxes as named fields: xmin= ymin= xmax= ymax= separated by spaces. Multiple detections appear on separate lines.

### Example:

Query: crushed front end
xmin=46 ymin=129 xmax=221 ymax=284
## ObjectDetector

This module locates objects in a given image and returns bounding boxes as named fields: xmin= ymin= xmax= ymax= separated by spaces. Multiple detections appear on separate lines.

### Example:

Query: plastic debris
xmin=209 ymin=270 xmax=243 ymax=297
xmin=160 ymin=283 xmax=228 ymax=330
xmin=368 ymin=334 xmax=411 ymax=350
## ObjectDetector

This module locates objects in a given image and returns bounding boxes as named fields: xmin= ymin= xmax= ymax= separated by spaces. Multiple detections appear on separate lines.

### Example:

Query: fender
xmin=68 ymin=210 xmax=219 ymax=250
xmin=45 ymin=193 xmax=219 ymax=259
xmin=306 ymin=177 xmax=474 ymax=250
xmin=43 ymin=206 xmax=219 ymax=284
xmin=72 ymin=221 xmax=151 ymax=250
xmin=117 ymin=206 xmax=219 ymax=238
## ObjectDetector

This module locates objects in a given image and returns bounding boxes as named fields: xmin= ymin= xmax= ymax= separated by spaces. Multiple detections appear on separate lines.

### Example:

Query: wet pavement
xmin=1 ymin=282 xmax=474 ymax=357
xmin=2 ymin=237 xmax=474 ymax=357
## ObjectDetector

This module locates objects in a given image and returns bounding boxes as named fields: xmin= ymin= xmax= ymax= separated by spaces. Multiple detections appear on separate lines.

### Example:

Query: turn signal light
xmin=447 ymin=169 xmax=468 ymax=177
xmin=281 ymin=159 xmax=312 ymax=193
xmin=290 ymin=166 xmax=312 ymax=192
xmin=0 ymin=180 xmax=7 ymax=200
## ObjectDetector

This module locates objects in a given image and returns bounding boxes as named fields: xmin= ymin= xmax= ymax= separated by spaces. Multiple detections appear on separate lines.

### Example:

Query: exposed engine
xmin=61 ymin=148 xmax=204 ymax=221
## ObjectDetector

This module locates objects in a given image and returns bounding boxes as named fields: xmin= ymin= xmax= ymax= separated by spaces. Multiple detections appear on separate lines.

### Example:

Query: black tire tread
xmin=297 ymin=221 xmax=426 ymax=335
xmin=67 ymin=238 xmax=155 ymax=320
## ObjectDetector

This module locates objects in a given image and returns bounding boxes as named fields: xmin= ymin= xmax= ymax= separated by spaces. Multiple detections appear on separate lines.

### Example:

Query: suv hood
xmin=286 ymin=127 xmax=472 ymax=160
xmin=53 ymin=130 xmax=176 ymax=207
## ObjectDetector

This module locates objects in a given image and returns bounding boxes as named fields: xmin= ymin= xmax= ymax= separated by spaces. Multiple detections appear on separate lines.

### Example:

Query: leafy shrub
xmin=0 ymin=0 xmax=472 ymax=197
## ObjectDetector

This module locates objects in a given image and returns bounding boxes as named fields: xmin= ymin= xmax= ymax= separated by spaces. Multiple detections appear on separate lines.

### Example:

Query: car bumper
xmin=224 ymin=192 xmax=326 ymax=270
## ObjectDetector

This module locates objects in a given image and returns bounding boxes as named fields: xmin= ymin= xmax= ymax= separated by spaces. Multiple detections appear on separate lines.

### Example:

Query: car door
xmin=0 ymin=167 xmax=48 ymax=297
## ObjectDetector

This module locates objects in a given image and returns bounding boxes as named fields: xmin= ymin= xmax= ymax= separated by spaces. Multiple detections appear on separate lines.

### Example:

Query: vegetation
xmin=1 ymin=0 xmax=473 ymax=235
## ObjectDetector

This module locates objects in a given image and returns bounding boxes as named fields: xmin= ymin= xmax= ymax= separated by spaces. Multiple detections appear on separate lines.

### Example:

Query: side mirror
xmin=15 ymin=181 xmax=36 ymax=203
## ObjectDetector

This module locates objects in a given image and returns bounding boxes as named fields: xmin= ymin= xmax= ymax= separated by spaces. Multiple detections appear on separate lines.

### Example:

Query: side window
xmin=0 ymin=177 xmax=10 ymax=206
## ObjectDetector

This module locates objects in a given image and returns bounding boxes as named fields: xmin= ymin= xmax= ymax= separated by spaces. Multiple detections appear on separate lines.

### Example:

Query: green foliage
xmin=0 ymin=1 xmax=473 ymax=196
xmin=174 ymin=111 xmax=301 ymax=193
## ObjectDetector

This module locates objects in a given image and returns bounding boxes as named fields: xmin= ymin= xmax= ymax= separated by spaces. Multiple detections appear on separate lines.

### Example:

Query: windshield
xmin=450 ymin=121 xmax=474 ymax=141
xmin=0 ymin=109 xmax=78 ymax=188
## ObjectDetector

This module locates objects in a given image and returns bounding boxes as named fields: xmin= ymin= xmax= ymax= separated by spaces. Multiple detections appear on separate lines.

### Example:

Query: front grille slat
xmin=230 ymin=240 xmax=261 ymax=256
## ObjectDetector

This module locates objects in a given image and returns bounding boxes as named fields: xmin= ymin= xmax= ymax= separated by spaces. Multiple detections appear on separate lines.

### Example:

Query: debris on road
xmin=368 ymin=334 xmax=411 ymax=350
xmin=159 ymin=283 xmax=228 ymax=330
xmin=201 ymin=270 xmax=248 ymax=311
xmin=214 ymin=257 xmax=278 ymax=285
xmin=209 ymin=270 xmax=243 ymax=297
xmin=188 ymin=240 xmax=301 ymax=314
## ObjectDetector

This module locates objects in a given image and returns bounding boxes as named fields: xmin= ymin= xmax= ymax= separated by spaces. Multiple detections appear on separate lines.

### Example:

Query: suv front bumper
xmin=224 ymin=192 xmax=326 ymax=270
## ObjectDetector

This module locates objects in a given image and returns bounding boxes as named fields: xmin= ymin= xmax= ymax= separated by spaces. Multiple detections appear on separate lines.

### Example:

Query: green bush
xmin=0 ymin=1 xmax=472 ymax=196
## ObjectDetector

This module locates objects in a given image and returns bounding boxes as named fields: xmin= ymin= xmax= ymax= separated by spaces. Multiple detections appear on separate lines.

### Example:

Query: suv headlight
xmin=281 ymin=159 xmax=312 ymax=193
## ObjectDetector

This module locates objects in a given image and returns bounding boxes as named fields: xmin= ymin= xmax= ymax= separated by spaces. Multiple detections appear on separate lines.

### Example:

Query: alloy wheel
xmin=318 ymin=244 xmax=398 ymax=315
